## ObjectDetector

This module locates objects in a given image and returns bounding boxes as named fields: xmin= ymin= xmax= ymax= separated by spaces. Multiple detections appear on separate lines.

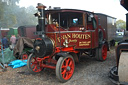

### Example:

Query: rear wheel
xmin=56 ymin=54 xmax=75 ymax=82
xmin=27 ymin=53 xmax=43 ymax=73
xmin=96 ymin=44 xmax=107 ymax=61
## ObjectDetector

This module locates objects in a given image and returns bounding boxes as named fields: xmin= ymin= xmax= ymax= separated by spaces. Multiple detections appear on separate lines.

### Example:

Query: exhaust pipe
xmin=35 ymin=3 xmax=46 ymax=38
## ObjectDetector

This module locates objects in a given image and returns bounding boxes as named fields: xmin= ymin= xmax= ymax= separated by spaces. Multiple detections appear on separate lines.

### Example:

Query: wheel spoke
xmin=30 ymin=58 xmax=38 ymax=69
xmin=30 ymin=63 xmax=34 ymax=68
xmin=33 ymin=65 xmax=37 ymax=72
xmin=68 ymin=60 xmax=72 ymax=67
xmin=66 ymin=59 xmax=70 ymax=67
xmin=68 ymin=69 xmax=73 ymax=74
xmin=65 ymin=72 xmax=69 ymax=79
xmin=62 ymin=72 xmax=66 ymax=78
xmin=31 ymin=61 xmax=37 ymax=64
xmin=62 ymin=65 xmax=67 ymax=69
xmin=33 ymin=57 xmax=37 ymax=62
xmin=70 ymin=65 xmax=74 ymax=69
xmin=64 ymin=59 xmax=74 ymax=80
xmin=61 ymin=69 xmax=66 ymax=74
xmin=32 ymin=60 xmax=41 ymax=72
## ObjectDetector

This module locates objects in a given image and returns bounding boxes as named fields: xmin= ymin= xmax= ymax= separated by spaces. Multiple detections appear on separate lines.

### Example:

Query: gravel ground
xmin=0 ymin=47 xmax=116 ymax=85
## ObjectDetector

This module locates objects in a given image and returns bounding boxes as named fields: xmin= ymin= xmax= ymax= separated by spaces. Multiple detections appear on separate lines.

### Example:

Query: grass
xmin=115 ymin=42 xmax=118 ymax=46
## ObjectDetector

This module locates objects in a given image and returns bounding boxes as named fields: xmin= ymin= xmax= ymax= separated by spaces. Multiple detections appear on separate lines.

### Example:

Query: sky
xmin=19 ymin=0 xmax=128 ymax=21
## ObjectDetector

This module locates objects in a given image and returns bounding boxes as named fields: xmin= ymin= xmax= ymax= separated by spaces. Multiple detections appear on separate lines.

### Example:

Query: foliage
xmin=0 ymin=0 xmax=37 ymax=28
xmin=116 ymin=19 xmax=126 ymax=29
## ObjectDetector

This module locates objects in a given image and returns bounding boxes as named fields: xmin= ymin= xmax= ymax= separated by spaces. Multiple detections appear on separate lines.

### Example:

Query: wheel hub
xmin=66 ymin=66 xmax=71 ymax=71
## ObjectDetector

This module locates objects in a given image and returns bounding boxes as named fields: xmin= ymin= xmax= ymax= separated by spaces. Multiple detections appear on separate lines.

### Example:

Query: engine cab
xmin=34 ymin=8 xmax=105 ymax=58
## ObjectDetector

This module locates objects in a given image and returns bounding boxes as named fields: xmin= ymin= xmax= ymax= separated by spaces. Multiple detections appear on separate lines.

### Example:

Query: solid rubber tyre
xmin=56 ymin=54 xmax=75 ymax=82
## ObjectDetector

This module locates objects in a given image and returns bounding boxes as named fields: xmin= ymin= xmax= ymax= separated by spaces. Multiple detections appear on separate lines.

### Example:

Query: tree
xmin=0 ymin=1 xmax=6 ymax=26
xmin=0 ymin=0 xmax=37 ymax=28
xmin=116 ymin=19 xmax=126 ymax=29
xmin=0 ymin=1 xmax=17 ymax=27
xmin=14 ymin=6 xmax=37 ymax=26
xmin=1 ymin=0 xmax=19 ymax=5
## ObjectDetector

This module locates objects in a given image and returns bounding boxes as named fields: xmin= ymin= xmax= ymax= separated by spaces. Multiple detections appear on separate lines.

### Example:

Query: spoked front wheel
xmin=56 ymin=54 xmax=75 ymax=82
xmin=27 ymin=53 xmax=43 ymax=73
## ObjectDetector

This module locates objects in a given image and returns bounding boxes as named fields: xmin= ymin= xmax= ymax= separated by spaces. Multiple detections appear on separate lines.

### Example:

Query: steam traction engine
xmin=27 ymin=3 xmax=110 ymax=82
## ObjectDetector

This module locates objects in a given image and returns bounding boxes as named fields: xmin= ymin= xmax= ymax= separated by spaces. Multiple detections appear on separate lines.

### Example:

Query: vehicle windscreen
xmin=47 ymin=12 xmax=83 ymax=29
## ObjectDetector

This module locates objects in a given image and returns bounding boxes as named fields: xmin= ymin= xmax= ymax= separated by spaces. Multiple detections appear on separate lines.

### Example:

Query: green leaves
xmin=116 ymin=19 xmax=126 ymax=29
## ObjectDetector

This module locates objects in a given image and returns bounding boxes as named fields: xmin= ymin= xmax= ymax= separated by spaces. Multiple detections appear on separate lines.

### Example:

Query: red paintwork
xmin=46 ymin=24 xmax=58 ymax=32
xmin=68 ymin=26 xmax=84 ymax=31
xmin=31 ymin=56 xmax=56 ymax=71
xmin=1 ymin=30 xmax=9 ymax=37
xmin=46 ymin=24 xmax=67 ymax=32
xmin=31 ymin=56 xmax=56 ymax=70
xmin=18 ymin=26 xmax=38 ymax=39
xmin=22 ymin=54 xmax=28 ymax=60
xmin=47 ymin=32 xmax=94 ymax=49
xmin=55 ymin=47 xmax=79 ymax=53
xmin=36 ymin=38 xmax=42 ymax=40
xmin=42 ymin=64 xmax=56 ymax=69
xmin=102 ymin=44 xmax=107 ymax=60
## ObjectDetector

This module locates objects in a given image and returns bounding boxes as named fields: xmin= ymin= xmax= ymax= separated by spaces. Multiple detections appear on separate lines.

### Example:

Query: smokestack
xmin=126 ymin=13 xmax=128 ymax=31
xmin=36 ymin=3 xmax=46 ymax=37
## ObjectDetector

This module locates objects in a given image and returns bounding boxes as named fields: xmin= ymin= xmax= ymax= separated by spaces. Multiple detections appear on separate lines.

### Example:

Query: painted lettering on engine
xmin=57 ymin=33 xmax=91 ymax=42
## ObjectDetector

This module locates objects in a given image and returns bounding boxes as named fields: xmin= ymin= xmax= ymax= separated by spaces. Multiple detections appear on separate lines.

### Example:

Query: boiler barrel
xmin=34 ymin=37 xmax=54 ymax=58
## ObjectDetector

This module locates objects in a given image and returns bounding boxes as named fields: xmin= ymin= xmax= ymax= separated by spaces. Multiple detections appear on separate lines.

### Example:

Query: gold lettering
xmin=72 ymin=33 xmax=91 ymax=39
xmin=79 ymin=41 xmax=91 ymax=46
xmin=67 ymin=34 xmax=71 ymax=38
xmin=72 ymin=33 xmax=76 ymax=38
xmin=57 ymin=37 xmax=60 ymax=42
xmin=79 ymin=44 xmax=89 ymax=46
xmin=62 ymin=35 xmax=65 ymax=39
xmin=60 ymin=34 xmax=71 ymax=40
xmin=69 ymin=39 xmax=77 ymax=43
xmin=87 ymin=41 xmax=91 ymax=43
xmin=57 ymin=33 xmax=91 ymax=43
